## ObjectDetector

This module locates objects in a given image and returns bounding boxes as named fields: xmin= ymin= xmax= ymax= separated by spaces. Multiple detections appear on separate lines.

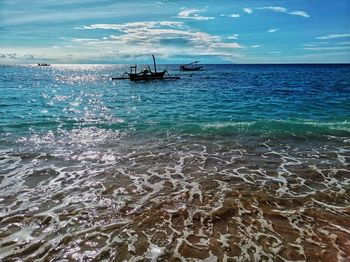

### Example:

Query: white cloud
xmin=243 ymin=8 xmax=253 ymax=14
xmin=260 ymin=6 xmax=287 ymax=13
xmin=302 ymin=41 xmax=350 ymax=52
xmin=0 ymin=53 xmax=18 ymax=59
xmin=211 ymin=42 xmax=243 ymax=48
xmin=250 ymin=45 xmax=260 ymax=48
xmin=70 ymin=38 xmax=101 ymax=43
xmin=304 ymin=46 xmax=350 ymax=51
xmin=258 ymin=6 xmax=309 ymax=18
xmin=229 ymin=14 xmax=240 ymax=18
xmin=303 ymin=42 xmax=329 ymax=46
xmin=176 ymin=8 xmax=214 ymax=21
xmin=220 ymin=13 xmax=240 ymax=18
xmin=316 ymin=34 xmax=350 ymax=40
xmin=267 ymin=28 xmax=279 ymax=33
xmin=288 ymin=11 xmax=309 ymax=18
xmin=228 ymin=34 xmax=239 ymax=39
xmin=73 ymin=20 xmax=244 ymax=61
xmin=76 ymin=21 xmax=184 ymax=30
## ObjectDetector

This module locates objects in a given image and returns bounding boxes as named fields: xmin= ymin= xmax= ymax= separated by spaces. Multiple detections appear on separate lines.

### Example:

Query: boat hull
xmin=129 ymin=71 xmax=166 ymax=81
xmin=180 ymin=66 xmax=202 ymax=71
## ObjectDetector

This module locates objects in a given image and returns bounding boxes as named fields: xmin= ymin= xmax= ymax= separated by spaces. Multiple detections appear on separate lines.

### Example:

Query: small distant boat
xmin=112 ymin=55 xmax=179 ymax=81
xmin=180 ymin=61 xmax=202 ymax=71
xmin=37 ymin=63 xmax=50 ymax=66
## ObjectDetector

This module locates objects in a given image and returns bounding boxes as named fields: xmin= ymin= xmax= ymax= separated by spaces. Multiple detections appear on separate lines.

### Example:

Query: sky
xmin=0 ymin=0 xmax=350 ymax=64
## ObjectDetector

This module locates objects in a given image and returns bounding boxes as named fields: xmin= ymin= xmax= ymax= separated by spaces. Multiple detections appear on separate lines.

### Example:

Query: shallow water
xmin=0 ymin=64 xmax=350 ymax=261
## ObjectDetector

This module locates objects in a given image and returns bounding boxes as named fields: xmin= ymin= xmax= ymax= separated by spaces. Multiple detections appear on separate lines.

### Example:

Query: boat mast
xmin=152 ymin=55 xmax=157 ymax=73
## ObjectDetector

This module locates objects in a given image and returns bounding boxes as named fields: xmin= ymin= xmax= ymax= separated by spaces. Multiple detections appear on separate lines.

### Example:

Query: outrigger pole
xmin=152 ymin=54 xmax=157 ymax=73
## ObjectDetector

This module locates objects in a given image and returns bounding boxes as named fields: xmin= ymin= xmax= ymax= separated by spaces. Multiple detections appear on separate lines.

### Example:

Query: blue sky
xmin=1 ymin=0 xmax=350 ymax=63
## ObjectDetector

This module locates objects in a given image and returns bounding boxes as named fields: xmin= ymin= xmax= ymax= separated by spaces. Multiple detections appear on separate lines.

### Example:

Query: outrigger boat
xmin=180 ymin=61 xmax=202 ymax=71
xmin=112 ymin=55 xmax=179 ymax=81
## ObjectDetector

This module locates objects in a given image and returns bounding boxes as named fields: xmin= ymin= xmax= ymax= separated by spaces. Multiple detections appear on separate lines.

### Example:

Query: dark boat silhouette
xmin=180 ymin=61 xmax=202 ymax=71
xmin=112 ymin=55 xmax=179 ymax=81
xmin=37 ymin=63 xmax=50 ymax=66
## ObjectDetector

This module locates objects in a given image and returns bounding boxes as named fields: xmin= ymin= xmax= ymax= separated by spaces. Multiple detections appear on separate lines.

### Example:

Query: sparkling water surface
xmin=0 ymin=64 xmax=350 ymax=261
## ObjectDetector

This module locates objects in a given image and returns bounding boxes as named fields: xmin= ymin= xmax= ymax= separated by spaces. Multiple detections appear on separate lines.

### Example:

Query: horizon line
xmin=1 ymin=62 xmax=350 ymax=66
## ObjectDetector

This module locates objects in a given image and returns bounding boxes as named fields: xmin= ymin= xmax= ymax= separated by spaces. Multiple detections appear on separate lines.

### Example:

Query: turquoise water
xmin=0 ymin=64 xmax=350 ymax=261
xmin=1 ymin=64 xmax=349 ymax=137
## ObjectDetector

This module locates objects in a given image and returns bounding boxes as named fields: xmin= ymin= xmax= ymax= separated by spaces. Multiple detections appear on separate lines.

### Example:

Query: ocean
xmin=0 ymin=64 xmax=349 ymax=261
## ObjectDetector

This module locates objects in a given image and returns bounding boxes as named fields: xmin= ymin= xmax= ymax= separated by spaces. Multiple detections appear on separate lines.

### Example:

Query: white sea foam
xmin=1 ymin=132 xmax=350 ymax=261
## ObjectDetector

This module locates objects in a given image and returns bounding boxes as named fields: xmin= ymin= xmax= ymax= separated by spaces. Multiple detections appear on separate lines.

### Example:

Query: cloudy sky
xmin=1 ymin=0 xmax=350 ymax=63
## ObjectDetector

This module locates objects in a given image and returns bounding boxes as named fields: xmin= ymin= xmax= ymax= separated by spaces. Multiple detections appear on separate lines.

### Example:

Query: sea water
xmin=0 ymin=64 xmax=349 ymax=261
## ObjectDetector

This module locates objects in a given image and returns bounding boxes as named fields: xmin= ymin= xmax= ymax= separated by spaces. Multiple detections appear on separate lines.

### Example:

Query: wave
xmin=1 ymin=118 xmax=350 ymax=139
xmin=143 ymin=119 xmax=350 ymax=137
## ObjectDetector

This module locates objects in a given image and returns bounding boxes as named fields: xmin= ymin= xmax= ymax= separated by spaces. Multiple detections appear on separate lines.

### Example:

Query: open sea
xmin=0 ymin=64 xmax=350 ymax=261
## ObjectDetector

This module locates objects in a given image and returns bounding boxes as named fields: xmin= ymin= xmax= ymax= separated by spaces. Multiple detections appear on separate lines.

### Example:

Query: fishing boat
xmin=180 ymin=61 xmax=202 ymax=71
xmin=37 ymin=63 xmax=50 ymax=66
xmin=112 ymin=55 xmax=179 ymax=81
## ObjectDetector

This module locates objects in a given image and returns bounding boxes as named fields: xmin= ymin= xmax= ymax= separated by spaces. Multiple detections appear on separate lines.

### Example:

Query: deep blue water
xmin=0 ymin=64 xmax=350 ymax=261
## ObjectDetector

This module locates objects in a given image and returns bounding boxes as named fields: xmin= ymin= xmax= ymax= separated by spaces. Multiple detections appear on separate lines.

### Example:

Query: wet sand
xmin=1 ymin=134 xmax=349 ymax=261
